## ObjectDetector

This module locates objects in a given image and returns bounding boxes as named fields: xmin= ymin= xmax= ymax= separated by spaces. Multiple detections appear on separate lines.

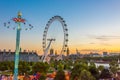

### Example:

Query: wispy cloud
xmin=88 ymin=35 xmax=120 ymax=41
xmin=81 ymin=49 xmax=104 ymax=52
xmin=89 ymin=42 xmax=111 ymax=46
xmin=100 ymin=43 xmax=111 ymax=46
xmin=87 ymin=35 xmax=118 ymax=46
xmin=89 ymin=42 xmax=95 ymax=44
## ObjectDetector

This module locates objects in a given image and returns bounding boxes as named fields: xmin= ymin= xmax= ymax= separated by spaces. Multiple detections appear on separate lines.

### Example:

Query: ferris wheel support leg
xmin=41 ymin=39 xmax=54 ymax=62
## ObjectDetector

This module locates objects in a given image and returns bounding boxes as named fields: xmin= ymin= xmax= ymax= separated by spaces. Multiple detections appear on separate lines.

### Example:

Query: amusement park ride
xmin=41 ymin=15 xmax=68 ymax=62
xmin=4 ymin=12 xmax=34 ymax=80
xmin=4 ymin=12 xmax=68 ymax=80
xmin=41 ymin=38 xmax=56 ymax=62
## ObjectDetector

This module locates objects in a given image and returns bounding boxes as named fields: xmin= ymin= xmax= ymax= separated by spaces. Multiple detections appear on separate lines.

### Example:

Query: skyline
xmin=0 ymin=0 xmax=120 ymax=54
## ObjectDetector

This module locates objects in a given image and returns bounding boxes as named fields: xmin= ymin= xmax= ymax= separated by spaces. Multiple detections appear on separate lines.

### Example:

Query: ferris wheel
xmin=42 ymin=15 xmax=68 ymax=61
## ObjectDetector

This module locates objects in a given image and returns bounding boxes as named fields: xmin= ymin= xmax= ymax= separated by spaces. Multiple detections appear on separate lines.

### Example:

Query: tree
xmin=18 ymin=61 xmax=30 ymax=75
xmin=89 ymin=63 xmax=99 ymax=80
xmin=32 ymin=62 xmax=49 ymax=80
xmin=0 ymin=62 xmax=9 ymax=71
xmin=109 ymin=60 xmax=119 ymax=77
xmin=7 ymin=61 xmax=14 ymax=74
xmin=99 ymin=69 xmax=112 ymax=79
xmin=57 ymin=63 xmax=64 ymax=71
xmin=64 ymin=60 xmax=73 ymax=70
xmin=70 ymin=61 xmax=89 ymax=80
xmin=79 ymin=69 xmax=96 ymax=80
xmin=70 ymin=63 xmax=82 ymax=80
xmin=38 ymin=73 xmax=46 ymax=80
xmin=98 ymin=65 xmax=104 ymax=73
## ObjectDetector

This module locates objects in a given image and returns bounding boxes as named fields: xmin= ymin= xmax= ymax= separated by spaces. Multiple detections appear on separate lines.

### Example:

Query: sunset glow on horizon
xmin=0 ymin=0 xmax=120 ymax=55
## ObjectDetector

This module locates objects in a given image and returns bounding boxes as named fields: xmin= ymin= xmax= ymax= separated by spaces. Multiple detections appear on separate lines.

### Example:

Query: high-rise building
xmin=67 ymin=47 xmax=70 ymax=56
xmin=55 ymin=50 xmax=57 ymax=56
xmin=50 ymin=48 xmax=54 ymax=55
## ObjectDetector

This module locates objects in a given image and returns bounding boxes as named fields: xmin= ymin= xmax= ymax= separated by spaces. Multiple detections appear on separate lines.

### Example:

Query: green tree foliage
xmin=18 ymin=61 xmax=30 ymax=74
xmin=32 ymin=62 xmax=49 ymax=80
xmin=0 ymin=61 xmax=33 ymax=75
xmin=89 ymin=62 xmax=99 ymax=79
xmin=0 ymin=62 xmax=8 ymax=71
xmin=70 ymin=63 xmax=82 ymax=80
xmin=63 ymin=60 xmax=73 ymax=70
xmin=38 ymin=74 xmax=46 ymax=80
xmin=70 ymin=61 xmax=90 ymax=80
xmin=99 ymin=69 xmax=112 ymax=79
xmin=109 ymin=60 xmax=119 ymax=74
xmin=57 ymin=63 xmax=64 ymax=70
xmin=32 ymin=62 xmax=49 ymax=74
xmin=7 ymin=61 xmax=14 ymax=73
xmin=98 ymin=65 xmax=104 ymax=73
xmin=79 ymin=69 xmax=96 ymax=80
xmin=0 ymin=61 xmax=14 ymax=73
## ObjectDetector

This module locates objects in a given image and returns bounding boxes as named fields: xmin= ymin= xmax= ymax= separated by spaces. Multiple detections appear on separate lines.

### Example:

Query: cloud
xmin=81 ymin=49 xmax=101 ymax=52
xmin=89 ymin=42 xmax=96 ymax=44
xmin=80 ymin=48 xmax=109 ymax=52
xmin=88 ymin=35 xmax=120 ymax=41
xmin=100 ymin=43 xmax=111 ymax=46
xmin=87 ymin=35 xmax=116 ymax=46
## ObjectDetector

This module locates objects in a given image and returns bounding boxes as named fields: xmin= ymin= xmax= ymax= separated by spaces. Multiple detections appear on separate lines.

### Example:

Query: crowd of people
xmin=0 ymin=75 xmax=13 ymax=80
xmin=0 ymin=73 xmax=40 ymax=80
xmin=0 ymin=72 xmax=54 ymax=80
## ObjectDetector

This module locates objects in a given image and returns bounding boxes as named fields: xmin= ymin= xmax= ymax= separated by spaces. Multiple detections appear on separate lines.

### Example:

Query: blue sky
xmin=0 ymin=0 xmax=120 ymax=54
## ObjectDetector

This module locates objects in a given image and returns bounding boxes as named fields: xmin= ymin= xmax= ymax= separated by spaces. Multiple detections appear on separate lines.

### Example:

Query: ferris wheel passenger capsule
xmin=13 ymin=27 xmax=15 ymax=30
xmin=25 ymin=28 xmax=28 ymax=30
xmin=64 ymin=50 xmax=66 ymax=52
xmin=8 ymin=22 xmax=10 ymax=24
xmin=4 ymin=23 xmax=6 ymax=27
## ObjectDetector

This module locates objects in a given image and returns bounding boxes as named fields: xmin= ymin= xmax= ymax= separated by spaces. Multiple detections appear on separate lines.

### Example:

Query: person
xmin=0 ymin=75 xmax=2 ymax=80
xmin=32 ymin=73 xmax=37 ymax=80
xmin=1 ymin=75 xmax=5 ymax=80
xmin=36 ymin=72 xmax=41 ymax=79
xmin=32 ymin=77 xmax=37 ymax=80
xmin=9 ymin=75 xmax=13 ymax=80
xmin=23 ymin=74 xmax=30 ymax=80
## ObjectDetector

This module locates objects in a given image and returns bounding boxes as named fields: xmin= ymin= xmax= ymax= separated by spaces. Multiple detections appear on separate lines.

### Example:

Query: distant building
xmin=66 ymin=48 xmax=70 ymax=56
xmin=90 ymin=52 xmax=101 ymax=57
xmin=50 ymin=48 xmax=54 ymax=56
xmin=76 ymin=49 xmax=81 ymax=56
xmin=55 ymin=50 xmax=57 ymax=56
xmin=102 ymin=52 xmax=108 ymax=57
xmin=109 ymin=53 xmax=120 ymax=56
xmin=68 ymin=54 xmax=80 ymax=60
xmin=0 ymin=49 xmax=39 ymax=62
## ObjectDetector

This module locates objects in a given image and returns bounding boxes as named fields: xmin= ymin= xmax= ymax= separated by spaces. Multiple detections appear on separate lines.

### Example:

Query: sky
xmin=0 ymin=0 xmax=120 ymax=54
